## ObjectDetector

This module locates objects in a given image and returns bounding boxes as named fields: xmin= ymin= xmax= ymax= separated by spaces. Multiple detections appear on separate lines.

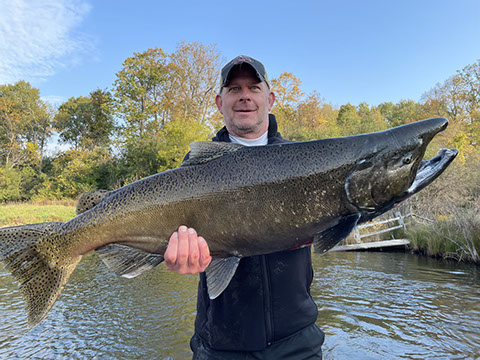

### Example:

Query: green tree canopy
xmin=113 ymin=48 xmax=169 ymax=138
xmin=55 ymin=89 xmax=115 ymax=150
xmin=0 ymin=81 xmax=53 ymax=168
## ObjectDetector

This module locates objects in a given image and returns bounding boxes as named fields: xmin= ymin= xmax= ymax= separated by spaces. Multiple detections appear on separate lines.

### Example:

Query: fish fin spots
xmin=96 ymin=243 xmax=164 ymax=278
xmin=205 ymin=256 xmax=241 ymax=299
xmin=313 ymin=213 xmax=361 ymax=254
xmin=0 ymin=222 xmax=63 ymax=259
xmin=23 ymin=255 xmax=81 ymax=328
xmin=0 ymin=222 xmax=79 ymax=328
xmin=181 ymin=141 xmax=244 ymax=167
xmin=76 ymin=189 xmax=111 ymax=215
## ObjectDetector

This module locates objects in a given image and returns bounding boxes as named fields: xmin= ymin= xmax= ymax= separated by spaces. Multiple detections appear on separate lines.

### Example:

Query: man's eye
xmin=229 ymin=87 xmax=239 ymax=92
xmin=251 ymin=86 xmax=260 ymax=90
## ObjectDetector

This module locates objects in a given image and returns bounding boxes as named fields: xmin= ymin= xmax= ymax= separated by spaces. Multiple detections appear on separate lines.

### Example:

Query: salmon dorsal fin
xmin=76 ymin=190 xmax=111 ymax=215
xmin=180 ymin=141 xmax=244 ymax=167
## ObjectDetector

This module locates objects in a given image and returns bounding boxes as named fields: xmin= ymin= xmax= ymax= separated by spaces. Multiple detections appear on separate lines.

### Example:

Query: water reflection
xmin=313 ymin=252 xmax=480 ymax=360
xmin=1 ymin=252 xmax=479 ymax=359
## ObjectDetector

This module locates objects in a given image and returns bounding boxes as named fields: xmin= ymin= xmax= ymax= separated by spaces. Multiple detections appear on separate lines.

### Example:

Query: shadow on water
xmin=1 ymin=251 xmax=479 ymax=359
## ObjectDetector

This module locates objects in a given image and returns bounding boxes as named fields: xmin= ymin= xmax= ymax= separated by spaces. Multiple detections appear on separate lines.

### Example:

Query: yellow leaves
xmin=113 ymin=42 xmax=221 ymax=139
xmin=271 ymin=72 xmax=304 ymax=108
xmin=0 ymin=92 xmax=22 ymax=139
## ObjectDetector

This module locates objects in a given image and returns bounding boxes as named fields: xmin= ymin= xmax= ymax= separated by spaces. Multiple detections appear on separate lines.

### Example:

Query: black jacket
xmin=194 ymin=114 xmax=321 ymax=351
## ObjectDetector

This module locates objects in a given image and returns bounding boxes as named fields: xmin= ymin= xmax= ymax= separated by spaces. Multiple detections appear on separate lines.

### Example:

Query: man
xmin=164 ymin=55 xmax=324 ymax=359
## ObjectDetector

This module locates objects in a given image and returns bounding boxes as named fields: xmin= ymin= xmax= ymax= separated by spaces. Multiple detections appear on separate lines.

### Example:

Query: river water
xmin=1 ymin=251 xmax=479 ymax=360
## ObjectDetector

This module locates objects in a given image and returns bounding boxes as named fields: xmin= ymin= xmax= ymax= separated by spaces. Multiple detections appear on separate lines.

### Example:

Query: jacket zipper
xmin=261 ymin=255 xmax=274 ymax=346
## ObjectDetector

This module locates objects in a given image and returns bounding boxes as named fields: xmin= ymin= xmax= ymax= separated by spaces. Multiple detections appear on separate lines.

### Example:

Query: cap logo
xmin=234 ymin=56 xmax=252 ymax=64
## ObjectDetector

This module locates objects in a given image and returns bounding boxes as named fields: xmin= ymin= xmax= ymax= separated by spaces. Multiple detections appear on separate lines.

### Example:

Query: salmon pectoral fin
xmin=96 ymin=244 xmax=164 ymax=278
xmin=313 ymin=213 xmax=361 ymax=254
xmin=0 ymin=221 xmax=80 ymax=328
xmin=205 ymin=257 xmax=241 ymax=300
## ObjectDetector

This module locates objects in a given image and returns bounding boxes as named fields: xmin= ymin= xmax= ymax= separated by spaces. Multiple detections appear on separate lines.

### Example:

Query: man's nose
xmin=239 ymin=88 xmax=251 ymax=101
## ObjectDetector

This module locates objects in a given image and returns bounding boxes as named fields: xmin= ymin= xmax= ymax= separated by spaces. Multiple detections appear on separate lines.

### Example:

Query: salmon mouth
xmin=408 ymin=148 xmax=458 ymax=194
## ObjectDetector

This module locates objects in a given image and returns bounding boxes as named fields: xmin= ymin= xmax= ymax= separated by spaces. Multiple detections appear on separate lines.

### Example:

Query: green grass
xmin=0 ymin=200 xmax=77 ymax=227
xmin=407 ymin=220 xmax=480 ymax=263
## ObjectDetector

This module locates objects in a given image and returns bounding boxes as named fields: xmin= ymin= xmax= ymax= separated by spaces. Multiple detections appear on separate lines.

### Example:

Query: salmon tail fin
xmin=0 ymin=222 xmax=81 ymax=328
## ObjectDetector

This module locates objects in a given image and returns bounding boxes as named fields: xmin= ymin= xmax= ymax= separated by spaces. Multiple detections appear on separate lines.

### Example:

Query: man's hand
xmin=164 ymin=225 xmax=212 ymax=274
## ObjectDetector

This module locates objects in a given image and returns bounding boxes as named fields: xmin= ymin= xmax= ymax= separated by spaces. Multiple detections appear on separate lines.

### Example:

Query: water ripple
xmin=313 ymin=252 xmax=480 ymax=359
xmin=1 ymin=251 xmax=479 ymax=359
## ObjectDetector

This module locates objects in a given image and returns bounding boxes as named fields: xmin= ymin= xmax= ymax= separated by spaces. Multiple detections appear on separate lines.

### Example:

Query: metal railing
xmin=354 ymin=211 xmax=409 ymax=244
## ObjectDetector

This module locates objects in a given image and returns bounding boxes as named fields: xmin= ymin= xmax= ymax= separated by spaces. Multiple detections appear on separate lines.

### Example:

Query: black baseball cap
xmin=220 ymin=55 xmax=270 ymax=91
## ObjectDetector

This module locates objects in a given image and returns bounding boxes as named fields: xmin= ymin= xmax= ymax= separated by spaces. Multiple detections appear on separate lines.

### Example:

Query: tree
xmin=291 ymin=92 xmax=340 ymax=140
xmin=420 ymin=60 xmax=480 ymax=157
xmin=0 ymin=81 xmax=53 ymax=168
xmin=156 ymin=117 xmax=211 ymax=172
xmin=456 ymin=60 xmax=480 ymax=119
xmin=113 ymin=43 xmax=221 ymax=141
xmin=357 ymin=102 xmax=387 ymax=133
xmin=271 ymin=72 xmax=304 ymax=138
xmin=336 ymin=103 xmax=361 ymax=135
xmin=420 ymin=76 xmax=466 ymax=123
xmin=456 ymin=60 xmax=480 ymax=146
xmin=118 ymin=117 xmax=211 ymax=182
xmin=168 ymin=41 xmax=222 ymax=123
xmin=271 ymin=72 xmax=304 ymax=108
xmin=334 ymin=102 xmax=387 ymax=136
xmin=113 ymin=48 xmax=169 ymax=138
xmin=35 ymin=146 xmax=117 ymax=200
xmin=378 ymin=99 xmax=422 ymax=128
xmin=55 ymin=89 xmax=115 ymax=150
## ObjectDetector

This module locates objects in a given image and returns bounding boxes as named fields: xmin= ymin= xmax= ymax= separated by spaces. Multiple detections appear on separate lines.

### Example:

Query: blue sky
xmin=1 ymin=0 xmax=479 ymax=108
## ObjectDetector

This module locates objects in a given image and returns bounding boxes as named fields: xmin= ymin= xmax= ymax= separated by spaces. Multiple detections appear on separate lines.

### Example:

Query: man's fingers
xmin=198 ymin=236 xmax=212 ymax=270
xmin=176 ymin=225 xmax=189 ymax=273
xmin=164 ymin=231 xmax=179 ymax=266
xmin=188 ymin=228 xmax=200 ymax=265
xmin=164 ymin=226 xmax=210 ymax=274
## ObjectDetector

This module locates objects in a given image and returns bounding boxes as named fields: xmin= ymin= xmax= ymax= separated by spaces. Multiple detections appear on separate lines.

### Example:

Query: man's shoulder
xmin=269 ymin=136 xmax=292 ymax=145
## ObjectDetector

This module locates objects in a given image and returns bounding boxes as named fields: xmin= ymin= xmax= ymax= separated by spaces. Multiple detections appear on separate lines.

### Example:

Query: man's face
xmin=215 ymin=67 xmax=275 ymax=139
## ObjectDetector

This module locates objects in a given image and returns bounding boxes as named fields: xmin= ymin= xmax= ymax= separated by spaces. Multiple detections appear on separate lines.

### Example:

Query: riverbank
xmin=0 ymin=200 xmax=76 ymax=227
xmin=402 ymin=157 xmax=480 ymax=264
xmin=407 ymin=220 xmax=479 ymax=263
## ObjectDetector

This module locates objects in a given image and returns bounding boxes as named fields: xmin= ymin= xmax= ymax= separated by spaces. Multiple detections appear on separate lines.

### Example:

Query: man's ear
xmin=268 ymin=91 xmax=275 ymax=112
xmin=215 ymin=94 xmax=223 ymax=114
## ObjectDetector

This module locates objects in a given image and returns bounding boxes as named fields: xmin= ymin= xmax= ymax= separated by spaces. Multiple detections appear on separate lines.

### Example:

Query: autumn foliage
xmin=0 ymin=43 xmax=479 ymax=205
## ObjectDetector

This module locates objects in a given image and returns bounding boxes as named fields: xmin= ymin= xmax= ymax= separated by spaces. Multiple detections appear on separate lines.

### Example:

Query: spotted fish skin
xmin=0 ymin=117 xmax=457 ymax=327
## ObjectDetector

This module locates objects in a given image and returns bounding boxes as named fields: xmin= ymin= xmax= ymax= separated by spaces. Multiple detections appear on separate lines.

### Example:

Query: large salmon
xmin=0 ymin=117 xmax=457 ymax=327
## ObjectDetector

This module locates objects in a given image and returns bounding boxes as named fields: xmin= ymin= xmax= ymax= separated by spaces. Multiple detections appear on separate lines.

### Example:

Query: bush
xmin=0 ymin=165 xmax=40 ymax=202
xmin=35 ymin=147 xmax=117 ymax=200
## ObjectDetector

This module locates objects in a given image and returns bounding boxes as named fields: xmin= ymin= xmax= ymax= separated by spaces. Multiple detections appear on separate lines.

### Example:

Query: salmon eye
xmin=403 ymin=154 xmax=413 ymax=164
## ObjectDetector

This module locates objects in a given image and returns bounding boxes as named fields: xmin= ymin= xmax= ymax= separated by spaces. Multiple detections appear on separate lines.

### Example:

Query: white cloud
xmin=41 ymin=95 xmax=66 ymax=107
xmin=0 ymin=0 xmax=92 ymax=84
